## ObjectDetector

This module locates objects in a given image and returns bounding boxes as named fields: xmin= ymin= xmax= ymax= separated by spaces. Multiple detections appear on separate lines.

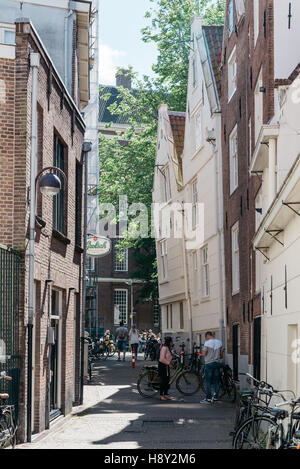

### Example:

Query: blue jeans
xmin=131 ymin=343 xmax=138 ymax=357
xmin=205 ymin=362 xmax=220 ymax=400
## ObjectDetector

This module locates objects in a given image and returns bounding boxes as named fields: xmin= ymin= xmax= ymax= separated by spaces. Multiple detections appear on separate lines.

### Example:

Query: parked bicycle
xmin=0 ymin=371 xmax=17 ymax=449
xmin=137 ymin=352 xmax=201 ymax=398
xmin=232 ymin=372 xmax=298 ymax=449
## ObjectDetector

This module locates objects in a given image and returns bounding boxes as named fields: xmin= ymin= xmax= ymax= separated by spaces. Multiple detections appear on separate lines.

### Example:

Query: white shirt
xmin=129 ymin=329 xmax=139 ymax=344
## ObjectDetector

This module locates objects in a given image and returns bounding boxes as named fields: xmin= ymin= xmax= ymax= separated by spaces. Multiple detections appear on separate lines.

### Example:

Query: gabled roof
xmin=99 ymin=86 xmax=130 ymax=124
xmin=168 ymin=111 xmax=186 ymax=160
xmin=203 ymin=25 xmax=223 ymax=99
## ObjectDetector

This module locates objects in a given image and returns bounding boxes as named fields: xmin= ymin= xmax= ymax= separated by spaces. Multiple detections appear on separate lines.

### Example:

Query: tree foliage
xmin=98 ymin=0 xmax=225 ymax=303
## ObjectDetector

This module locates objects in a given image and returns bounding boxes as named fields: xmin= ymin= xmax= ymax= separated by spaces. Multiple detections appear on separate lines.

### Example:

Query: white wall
xmin=274 ymin=0 xmax=300 ymax=79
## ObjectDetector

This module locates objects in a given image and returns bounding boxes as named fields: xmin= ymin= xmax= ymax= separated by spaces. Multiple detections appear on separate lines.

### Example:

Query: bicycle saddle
xmin=270 ymin=409 xmax=288 ymax=420
xmin=0 ymin=393 xmax=9 ymax=400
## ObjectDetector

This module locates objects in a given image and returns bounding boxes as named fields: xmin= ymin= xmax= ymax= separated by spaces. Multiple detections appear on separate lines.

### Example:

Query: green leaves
xmin=98 ymin=0 xmax=225 ymax=303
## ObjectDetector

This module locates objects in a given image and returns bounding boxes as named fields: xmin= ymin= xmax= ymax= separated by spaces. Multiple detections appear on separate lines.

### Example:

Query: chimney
xmin=116 ymin=69 xmax=132 ymax=89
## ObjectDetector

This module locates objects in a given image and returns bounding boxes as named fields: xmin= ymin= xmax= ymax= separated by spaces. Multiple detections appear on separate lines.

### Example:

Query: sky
xmin=99 ymin=0 xmax=158 ymax=86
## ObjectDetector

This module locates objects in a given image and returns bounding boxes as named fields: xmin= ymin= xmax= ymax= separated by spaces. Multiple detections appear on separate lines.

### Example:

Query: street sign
xmin=87 ymin=235 xmax=111 ymax=258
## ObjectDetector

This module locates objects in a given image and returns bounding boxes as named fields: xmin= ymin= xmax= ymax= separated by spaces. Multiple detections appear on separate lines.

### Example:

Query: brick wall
xmin=221 ymin=1 xmax=274 ymax=370
xmin=1 ymin=21 xmax=86 ymax=441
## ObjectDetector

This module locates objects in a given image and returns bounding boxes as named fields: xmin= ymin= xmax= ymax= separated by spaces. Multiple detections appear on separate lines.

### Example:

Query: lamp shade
xmin=39 ymin=173 xmax=61 ymax=196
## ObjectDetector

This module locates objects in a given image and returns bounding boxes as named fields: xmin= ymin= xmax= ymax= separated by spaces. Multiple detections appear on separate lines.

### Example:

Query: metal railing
xmin=0 ymin=244 xmax=21 ymax=419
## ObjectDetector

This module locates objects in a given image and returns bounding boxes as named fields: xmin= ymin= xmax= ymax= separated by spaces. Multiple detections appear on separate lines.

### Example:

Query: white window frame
xmin=248 ymin=116 xmax=252 ymax=163
xmin=254 ymin=0 xmax=259 ymax=46
xmin=193 ymin=251 xmax=199 ymax=300
xmin=231 ymin=222 xmax=240 ymax=295
xmin=254 ymin=69 xmax=263 ymax=143
xmin=192 ymin=179 xmax=198 ymax=229
xmin=160 ymin=239 xmax=168 ymax=280
xmin=0 ymin=25 xmax=15 ymax=46
xmin=228 ymin=46 xmax=237 ymax=102
xmin=201 ymin=246 xmax=210 ymax=298
xmin=228 ymin=0 xmax=234 ymax=36
xmin=114 ymin=289 xmax=128 ymax=325
xmin=229 ymin=124 xmax=238 ymax=194
xmin=114 ymin=246 xmax=128 ymax=272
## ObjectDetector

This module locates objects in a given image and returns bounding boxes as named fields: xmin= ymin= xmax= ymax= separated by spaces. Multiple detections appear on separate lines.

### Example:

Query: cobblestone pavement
xmin=18 ymin=354 xmax=235 ymax=449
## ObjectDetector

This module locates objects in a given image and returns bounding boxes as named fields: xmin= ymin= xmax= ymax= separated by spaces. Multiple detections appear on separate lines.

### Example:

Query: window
xmin=192 ymin=179 xmax=198 ymax=229
xmin=254 ymin=0 xmax=259 ymax=46
xmin=166 ymin=305 xmax=169 ymax=329
xmin=53 ymin=134 xmax=66 ymax=234
xmin=228 ymin=46 xmax=237 ymax=101
xmin=193 ymin=56 xmax=198 ymax=87
xmin=248 ymin=117 xmax=252 ymax=163
xmin=170 ymin=304 xmax=173 ymax=329
xmin=231 ymin=222 xmax=240 ymax=294
xmin=195 ymin=110 xmax=203 ymax=150
xmin=228 ymin=0 xmax=234 ymax=35
xmin=254 ymin=69 xmax=263 ymax=142
xmin=160 ymin=240 xmax=168 ymax=280
xmin=0 ymin=28 xmax=15 ymax=45
xmin=114 ymin=246 xmax=128 ymax=272
xmin=201 ymin=246 xmax=210 ymax=298
xmin=114 ymin=289 xmax=128 ymax=325
xmin=162 ymin=166 xmax=171 ymax=202
xmin=193 ymin=251 xmax=198 ymax=299
xmin=179 ymin=302 xmax=184 ymax=330
xmin=229 ymin=125 xmax=238 ymax=194
xmin=75 ymin=162 xmax=82 ymax=246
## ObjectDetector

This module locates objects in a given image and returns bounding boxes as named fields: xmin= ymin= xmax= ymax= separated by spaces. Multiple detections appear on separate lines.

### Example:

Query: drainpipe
xmin=27 ymin=51 xmax=40 ymax=443
xmin=268 ymin=138 xmax=277 ymax=206
xmin=64 ymin=7 xmax=74 ymax=90
xmin=80 ymin=141 xmax=92 ymax=406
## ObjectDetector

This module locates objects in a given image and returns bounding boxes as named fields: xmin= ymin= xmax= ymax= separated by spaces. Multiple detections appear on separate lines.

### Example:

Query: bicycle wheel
xmin=233 ymin=416 xmax=278 ymax=449
xmin=176 ymin=370 xmax=201 ymax=396
xmin=107 ymin=344 xmax=116 ymax=357
xmin=137 ymin=370 xmax=160 ymax=398
xmin=0 ymin=412 xmax=16 ymax=449
xmin=219 ymin=380 xmax=237 ymax=403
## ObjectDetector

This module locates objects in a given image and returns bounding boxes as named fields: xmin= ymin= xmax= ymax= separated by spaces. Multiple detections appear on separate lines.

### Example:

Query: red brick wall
xmin=0 ymin=57 xmax=15 ymax=247
xmin=3 ymin=22 xmax=86 ymax=441
xmin=221 ymin=1 xmax=274 ymax=365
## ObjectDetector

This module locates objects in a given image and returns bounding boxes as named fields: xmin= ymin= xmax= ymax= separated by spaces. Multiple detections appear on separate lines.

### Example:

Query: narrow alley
xmin=19 ymin=355 xmax=234 ymax=450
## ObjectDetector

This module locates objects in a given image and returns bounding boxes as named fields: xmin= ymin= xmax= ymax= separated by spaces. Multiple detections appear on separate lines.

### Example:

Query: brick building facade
xmin=220 ymin=0 xmax=274 ymax=381
xmin=0 ymin=20 xmax=85 ymax=441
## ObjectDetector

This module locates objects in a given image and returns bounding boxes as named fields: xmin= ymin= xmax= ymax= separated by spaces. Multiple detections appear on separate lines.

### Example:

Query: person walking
xmin=200 ymin=331 xmax=223 ymax=404
xmin=115 ymin=321 xmax=128 ymax=361
xmin=129 ymin=324 xmax=139 ymax=359
xmin=158 ymin=336 xmax=174 ymax=401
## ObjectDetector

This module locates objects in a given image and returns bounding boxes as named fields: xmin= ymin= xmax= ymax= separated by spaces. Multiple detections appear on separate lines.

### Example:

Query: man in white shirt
xmin=200 ymin=331 xmax=223 ymax=404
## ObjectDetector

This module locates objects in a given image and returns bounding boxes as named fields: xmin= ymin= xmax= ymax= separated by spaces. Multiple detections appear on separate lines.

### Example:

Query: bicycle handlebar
xmin=275 ymin=397 xmax=300 ymax=408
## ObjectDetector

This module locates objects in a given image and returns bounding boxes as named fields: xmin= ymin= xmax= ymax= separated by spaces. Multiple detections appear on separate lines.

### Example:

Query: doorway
xmin=253 ymin=317 xmax=261 ymax=381
xmin=49 ymin=289 xmax=62 ymax=421
xmin=232 ymin=324 xmax=240 ymax=381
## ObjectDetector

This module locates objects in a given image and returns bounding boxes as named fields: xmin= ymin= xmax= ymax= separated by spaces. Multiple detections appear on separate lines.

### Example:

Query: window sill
xmin=201 ymin=296 xmax=210 ymax=303
xmin=232 ymin=290 xmax=240 ymax=297
xmin=159 ymin=279 xmax=169 ymax=285
xmin=52 ymin=229 xmax=71 ymax=245
xmin=228 ymin=89 xmax=236 ymax=104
